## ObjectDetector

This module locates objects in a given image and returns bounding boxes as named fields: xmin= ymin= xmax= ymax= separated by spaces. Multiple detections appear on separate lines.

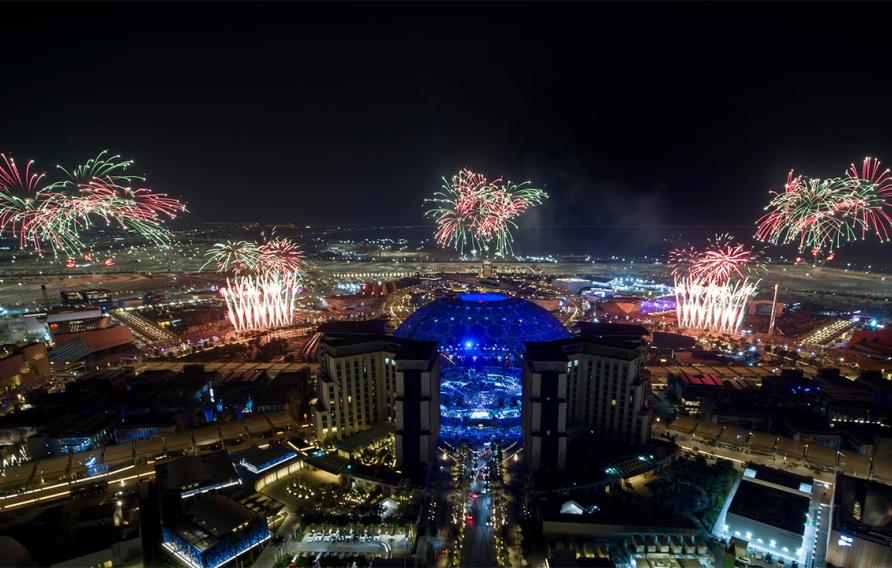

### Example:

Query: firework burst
xmin=220 ymin=272 xmax=303 ymax=333
xmin=0 ymin=151 xmax=186 ymax=259
xmin=669 ymin=235 xmax=761 ymax=334
xmin=694 ymin=233 xmax=762 ymax=284
xmin=424 ymin=169 xmax=547 ymax=257
xmin=50 ymin=150 xmax=144 ymax=190
xmin=202 ymin=240 xmax=262 ymax=273
xmin=755 ymin=157 xmax=892 ymax=256
xmin=258 ymin=235 xmax=305 ymax=274
xmin=204 ymin=234 xmax=306 ymax=333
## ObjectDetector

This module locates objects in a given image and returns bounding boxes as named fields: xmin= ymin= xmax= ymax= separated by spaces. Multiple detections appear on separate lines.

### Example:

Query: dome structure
xmin=394 ymin=292 xmax=571 ymax=356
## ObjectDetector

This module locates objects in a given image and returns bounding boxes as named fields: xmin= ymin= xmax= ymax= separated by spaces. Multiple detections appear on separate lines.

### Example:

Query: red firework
xmin=843 ymin=157 xmax=892 ymax=242
xmin=669 ymin=235 xmax=759 ymax=285
xmin=694 ymin=234 xmax=758 ymax=284
xmin=257 ymin=236 xmax=304 ymax=274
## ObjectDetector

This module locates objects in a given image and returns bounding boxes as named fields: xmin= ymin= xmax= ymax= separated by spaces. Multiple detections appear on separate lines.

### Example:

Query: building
xmin=48 ymin=325 xmax=135 ymax=363
xmin=161 ymin=494 xmax=270 ymax=568
xmin=721 ymin=465 xmax=812 ymax=565
xmin=313 ymin=334 xmax=439 ymax=471
xmin=60 ymin=288 xmax=113 ymax=308
xmin=0 ymin=342 xmax=51 ymax=400
xmin=26 ymin=411 xmax=119 ymax=457
xmin=155 ymin=451 xmax=241 ymax=501
xmin=827 ymin=474 xmax=892 ymax=567
xmin=114 ymin=413 xmax=178 ymax=442
xmin=523 ymin=336 xmax=652 ymax=473
xmin=394 ymin=292 xmax=571 ymax=359
xmin=237 ymin=444 xmax=298 ymax=475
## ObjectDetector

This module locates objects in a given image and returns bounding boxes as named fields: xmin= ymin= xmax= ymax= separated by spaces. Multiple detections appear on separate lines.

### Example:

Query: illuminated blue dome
xmin=394 ymin=292 xmax=570 ymax=356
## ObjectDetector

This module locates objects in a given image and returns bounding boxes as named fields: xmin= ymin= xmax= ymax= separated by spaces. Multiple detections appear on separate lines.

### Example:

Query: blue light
xmin=395 ymin=294 xmax=571 ymax=357
xmin=458 ymin=292 xmax=508 ymax=303
xmin=396 ymin=294 xmax=571 ymax=443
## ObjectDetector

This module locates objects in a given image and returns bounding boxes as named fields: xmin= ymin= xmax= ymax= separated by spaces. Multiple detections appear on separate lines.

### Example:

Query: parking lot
xmin=288 ymin=529 xmax=410 ymax=559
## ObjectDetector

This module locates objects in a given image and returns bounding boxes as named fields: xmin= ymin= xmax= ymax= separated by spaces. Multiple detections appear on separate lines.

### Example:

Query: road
xmin=252 ymin=510 xmax=299 ymax=568
xmin=461 ymin=448 xmax=496 ymax=567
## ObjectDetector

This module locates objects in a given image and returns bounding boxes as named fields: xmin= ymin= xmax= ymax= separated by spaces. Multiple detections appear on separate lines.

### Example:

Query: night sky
xmin=4 ymin=2 xmax=892 ymax=229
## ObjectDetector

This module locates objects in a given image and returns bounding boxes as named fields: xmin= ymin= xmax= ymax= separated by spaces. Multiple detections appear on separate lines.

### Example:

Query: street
xmin=461 ymin=447 xmax=497 ymax=567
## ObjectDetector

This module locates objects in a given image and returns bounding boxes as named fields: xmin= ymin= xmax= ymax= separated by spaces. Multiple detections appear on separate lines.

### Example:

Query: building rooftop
xmin=237 ymin=444 xmax=297 ymax=474
xmin=155 ymin=451 xmax=239 ymax=497
xmin=318 ymin=334 xmax=437 ymax=362
xmin=42 ymin=411 xmax=119 ymax=437
xmin=833 ymin=474 xmax=892 ymax=544
xmin=318 ymin=319 xmax=389 ymax=335
xmin=728 ymin=479 xmax=810 ymax=535
xmin=336 ymin=422 xmax=394 ymax=454
xmin=525 ymin=336 xmax=645 ymax=364
xmin=744 ymin=463 xmax=813 ymax=492
xmin=392 ymin=339 xmax=438 ymax=362
xmin=394 ymin=293 xmax=571 ymax=355
xmin=167 ymin=495 xmax=261 ymax=553
xmin=652 ymin=331 xmax=697 ymax=350
xmin=579 ymin=322 xmax=649 ymax=338
xmin=185 ymin=495 xmax=258 ymax=538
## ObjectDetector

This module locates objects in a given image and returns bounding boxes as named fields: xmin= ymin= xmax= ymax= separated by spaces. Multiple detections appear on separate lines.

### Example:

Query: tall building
xmin=313 ymin=334 xmax=440 ymax=470
xmin=523 ymin=336 xmax=652 ymax=473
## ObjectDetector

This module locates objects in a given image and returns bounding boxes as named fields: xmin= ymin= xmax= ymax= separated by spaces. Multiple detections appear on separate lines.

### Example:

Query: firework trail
xmin=220 ymin=272 xmax=303 ymax=333
xmin=204 ymin=234 xmax=306 ymax=333
xmin=424 ymin=169 xmax=547 ymax=257
xmin=202 ymin=240 xmax=262 ymax=273
xmin=425 ymin=169 xmax=488 ymax=254
xmin=843 ymin=157 xmax=892 ymax=242
xmin=51 ymin=150 xmax=144 ymax=189
xmin=694 ymin=233 xmax=762 ymax=284
xmin=755 ymin=157 xmax=892 ymax=257
xmin=68 ymin=177 xmax=186 ymax=247
xmin=669 ymin=235 xmax=761 ymax=334
xmin=0 ymin=151 xmax=186 ymax=258
xmin=258 ymin=235 xmax=305 ymax=274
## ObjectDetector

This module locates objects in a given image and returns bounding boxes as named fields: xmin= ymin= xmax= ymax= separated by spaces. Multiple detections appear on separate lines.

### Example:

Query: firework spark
xmin=674 ymin=276 xmax=757 ymax=335
xmin=202 ymin=240 xmax=262 ymax=273
xmin=424 ymin=169 xmax=547 ymax=257
xmin=669 ymin=235 xmax=760 ymax=334
xmin=204 ymin=234 xmax=306 ymax=333
xmin=220 ymin=272 xmax=303 ymax=333
xmin=755 ymin=157 xmax=892 ymax=256
xmin=0 ymin=151 xmax=186 ymax=258
xmin=50 ymin=150 xmax=144 ymax=190
xmin=694 ymin=233 xmax=761 ymax=284
xmin=258 ymin=235 xmax=305 ymax=274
